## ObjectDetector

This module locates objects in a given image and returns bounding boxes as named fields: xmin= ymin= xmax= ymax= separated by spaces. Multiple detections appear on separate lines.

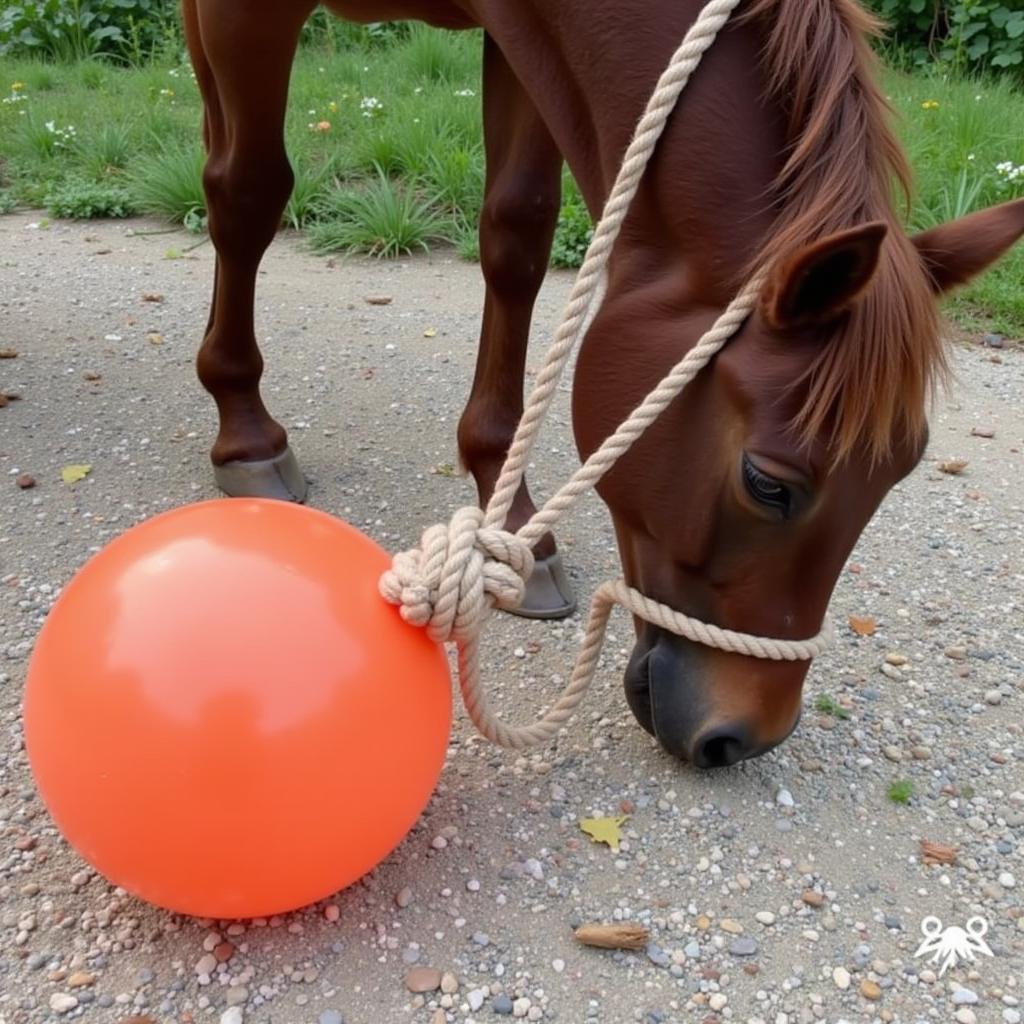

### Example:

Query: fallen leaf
xmin=147 ymin=332 xmax=165 ymax=345
xmin=938 ymin=459 xmax=968 ymax=475
xmin=83 ymin=371 xmax=102 ymax=382
xmin=919 ymin=840 xmax=957 ymax=865
xmin=432 ymin=463 xmax=457 ymax=477
xmin=61 ymin=464 xmax=92 ymax=484
xmin=16 ymin=474 xmax=35 ymax=489
xmin=971 ymin=426 xmax=995 ymax=438
xmin=141 ymin=292 xmax=164 ymax=303
xmin=0 ymin=392 xmax=21 ymax=407
xmin=0 ymin=348 xmax=17 ymax=359
xmin=580 ymin=815 xmax=628 ymax=851
xmin=92 ymin=248 xmax=112 ymax=256
xmin=164 ymin=248 xmax=182 ymax=260
xmin=573 ymin=922 xmax=649 ymax=950
xmin=848 ymin=615 xmax=877 ymax=637
xmin=365 ymin=294 xmax=392 ymax=305
xmin=423 ymin=327 xmax=438 ymax=338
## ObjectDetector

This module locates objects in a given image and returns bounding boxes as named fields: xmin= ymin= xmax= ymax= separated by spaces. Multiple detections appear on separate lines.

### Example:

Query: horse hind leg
xmin=456 ymin=35 xmax=575 ymax=619
xmin=183 ymin=0 xmax=315 ymax=501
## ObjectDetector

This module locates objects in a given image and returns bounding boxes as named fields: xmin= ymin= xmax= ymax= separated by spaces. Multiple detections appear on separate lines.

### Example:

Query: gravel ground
xmin=0 ymin=211 xmax=1022 ymax=1024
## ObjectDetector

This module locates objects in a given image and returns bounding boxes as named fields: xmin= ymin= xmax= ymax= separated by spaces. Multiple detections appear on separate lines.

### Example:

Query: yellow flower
xmin=328 ymin=100 xmax=338 ymax=113
xmin=921 ymin=100 xmax=940 ymax=111
xmin=11 ymin=81 xmax=24 ymax=91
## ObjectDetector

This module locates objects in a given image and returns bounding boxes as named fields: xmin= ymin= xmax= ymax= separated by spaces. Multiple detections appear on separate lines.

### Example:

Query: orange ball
xmin=24 ymin=499 xmax=451 ymax=919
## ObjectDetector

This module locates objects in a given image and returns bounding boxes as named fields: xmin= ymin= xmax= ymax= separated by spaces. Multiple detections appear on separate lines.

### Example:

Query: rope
xmin=380 ymin=0 xmax=833 ymax=750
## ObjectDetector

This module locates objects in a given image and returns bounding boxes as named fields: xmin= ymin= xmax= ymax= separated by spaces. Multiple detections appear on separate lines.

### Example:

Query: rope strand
xmin=380 ymin=0 xmax=832 ymax=750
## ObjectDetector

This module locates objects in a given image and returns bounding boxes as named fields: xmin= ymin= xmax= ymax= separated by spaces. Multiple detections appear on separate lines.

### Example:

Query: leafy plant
xmin=0 ymin=191 xmax=17 ymax=214
xmin=551 ymin=176 xmax=593 ymax=270
xmin=45 ymin=177 xmax=135 ymax=216
xmin=813 ymin=693 xmax=851 ymax=720
xmin=0 ymin=0 xmax=179 ymax=62
xmin=888 ymin=779 xmax=914 ymax=805
xmin=868 ymin=1 xmax=1024 ymax=76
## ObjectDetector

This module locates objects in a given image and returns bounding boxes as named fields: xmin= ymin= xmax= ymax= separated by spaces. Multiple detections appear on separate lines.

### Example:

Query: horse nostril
xmin=691 ymin=726 xmax=750 ymax=769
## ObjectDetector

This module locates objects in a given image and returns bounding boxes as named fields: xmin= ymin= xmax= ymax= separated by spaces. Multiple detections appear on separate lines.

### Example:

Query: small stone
xmin=952 ymin=989 xmax=979 ymax=1005
xmin=1004 ymin=1010 xmax=1021 ymax=1024
xmin=466 ymin=878 xmax=481 ymax=892
xmin=552 ymin=958 xmax=565 ymax=973
xmin=67 ymin=972 xmax=95 ymax=988
xmin=720 ymin=918 xmax=743 ymax=934
xmin=709 ymin=994 xmax=728 ymax=1011
xmin=468 ymin=989 xmax=486 ymax=1012
xmin=494 ymin=994 xmax=514 ymax=1015
xmin=911 ymin=746 xmax=932 ymax=760
xmin=801 ymin=890 xmax=824 ymax=908
xmin=755 ymin=912 xmax=776 ymax=925
xmin=513 ymin=997 xmax=531 ymax=1017
xmin=955 ymin=1009 xmax=977 ymax=1024
xmin=885 ymin=653 xmax=908 ymax=666
xmin=983 ymin=333 xmax=1005 ymax=348
xmin=319 ymin=1012 xmax=344 ymax=1024
xmin=472 ymin=931 xmax=490 ymax=946
xmin=324 ymin=903 xmax=340 ymax=922
xmin=396 ymin=886 xmax=413 ymax=908
xmin=695 ymin=914 xmax=711 ymax=930
xmin=226 ymin=986 xmax=248 ymax=1006
xmin=729 ymin=937 xmax=758 ymax=957
xmin=999 ymin=872 xmax=1016 ymax=889
xmin=945 ymin=646 xmax=968 ymax=661
xmin=833 ymin=967 xmax=851 ymax=990
xmin=49 ymin=994 xmax=79 ymax=1014
xmin=221 ymin=1009 xmax=243 ymax=1024
xmin=884 ymin=746 xmax=903 ymax=762
xmin=195 ymin=954 xmax=217 ymax=976
xmin=986 ymin=690 xmax=1003 ymax=706
xmin=776 ymin=789 xmax=795 ymax=807
xmin=970 ymin=426 xmax=995 ymax=439
xmin=214 ymin=942 xmax=235 ymax=962
xmin=405 ymin=967 xmax=442 ymax=993
xmin=860 ymin=980 xmax=882 ymax=1000
xmin=16 ymin=473 xmax=35 ymax=489
xmin=431 ymin=835 xmax=448 ymax=850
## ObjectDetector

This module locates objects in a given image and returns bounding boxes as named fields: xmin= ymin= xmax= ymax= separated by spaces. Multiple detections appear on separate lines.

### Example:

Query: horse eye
xmin=742 ymin=455 xmax=792 ymax=518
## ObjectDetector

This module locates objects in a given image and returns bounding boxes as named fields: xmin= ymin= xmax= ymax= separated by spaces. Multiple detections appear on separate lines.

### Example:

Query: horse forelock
xmin=741 ymin=0 xmax=945 ymax=465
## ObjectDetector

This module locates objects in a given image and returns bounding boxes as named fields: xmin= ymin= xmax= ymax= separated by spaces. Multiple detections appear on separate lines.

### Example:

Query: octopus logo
xmin=913 ymin=916 xmax=994 ymax=977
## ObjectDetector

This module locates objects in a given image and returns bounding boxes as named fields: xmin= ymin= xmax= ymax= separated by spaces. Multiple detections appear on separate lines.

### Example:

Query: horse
xmin=180 ymin=0 xmax=1024 ymax=767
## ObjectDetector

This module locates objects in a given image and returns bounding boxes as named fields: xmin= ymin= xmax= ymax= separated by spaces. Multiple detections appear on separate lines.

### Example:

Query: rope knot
xmin=379 ymin=506 xmax=535 ymax=644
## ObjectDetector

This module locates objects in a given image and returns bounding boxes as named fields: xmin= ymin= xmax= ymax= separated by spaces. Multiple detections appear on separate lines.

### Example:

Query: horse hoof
xmin=213 ymin=447 xmax=308 ymax=502
xmin=512 ymin=552 xmax=577 ymax=620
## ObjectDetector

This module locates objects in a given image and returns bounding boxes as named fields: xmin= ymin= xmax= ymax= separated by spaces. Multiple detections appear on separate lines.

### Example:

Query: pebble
xmin=513 ymin=997 xmax=532 ymax=1017
xmin=1004 ymin=1010 xmax=1021 ymax=1024
xmin=709 ymin=994 xmax=728 ymax=1011
xmin=67 ymin=972 xmax=95 ymax=988
xmin=493 ymin=994 xmax=514 ymax=1015
xmin=755 ymin=911 xmax=776 ymax=925
xmin=833 ymin=967 xmax=851 ymax=990
xmin=16 ymin=473 xmax=35 ymax=489
xmin=468 ymin=989 xmax=486 ymax=1012
xmin=405 ymin=967 xmax=442 ymax=993
xmin=860 ymin=979 xmax=882 ymax=1000
xmin=214 ymin=941 xmax=235 ymax=962
xmin=319 ymin=1012 xmax=344 ymax=1024
xmin=395 ymin=887 xmax=414 ymax=908
xmin=226 ymin=986 xmax=248 ymax=1006
xmin=324 ymin=904 xmax=340 ymax=922
xmin=986 ymin=689 xmax=1004 ymax=705
xmin=953 ymin=989 xmax=979 ymax=1005
xmin=195 ymin=954 xmax=217 ymax=976
xmin=729 ymin=937 xmax=758 ymax=957
xmin=720 ymin=918 xmax=743 ymax=934
xmin=221 ymin=1009 xmax=243 ymax=1024
xmin=441 ymin=972 xmax=459 ymax=994
xmin=776 ymin=788 xmax=795 ymax=807
xmin=801 ymin=890 xmax=825 ymax=907
xmin=955 ymin=1010 xmax=977 ymax=1024
xmin=49 ymin=994 xmax=79 ymax=1014
xmin=1000 ymin=872 xmax=1017 ymax=888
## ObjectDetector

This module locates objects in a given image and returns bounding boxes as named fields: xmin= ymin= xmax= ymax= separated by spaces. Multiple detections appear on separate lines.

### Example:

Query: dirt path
xmin=1 ymin=212 xmax=1022 ymax=1024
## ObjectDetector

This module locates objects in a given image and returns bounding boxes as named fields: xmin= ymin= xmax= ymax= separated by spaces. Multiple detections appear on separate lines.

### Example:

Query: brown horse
xmin=181 ymin=0 xmax=1024 ymax=766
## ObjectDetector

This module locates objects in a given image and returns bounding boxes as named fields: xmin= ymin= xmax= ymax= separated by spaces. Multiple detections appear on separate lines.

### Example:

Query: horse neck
xmin=477 ymin=0 xmax=787 ymax=301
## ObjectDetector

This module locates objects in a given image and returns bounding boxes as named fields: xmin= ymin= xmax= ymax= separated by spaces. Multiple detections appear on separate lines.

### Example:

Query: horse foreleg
xmin=456 ymin=35 xmax=574 ymax=618
xmin=184 ymin=0 xmax=314 ymax=501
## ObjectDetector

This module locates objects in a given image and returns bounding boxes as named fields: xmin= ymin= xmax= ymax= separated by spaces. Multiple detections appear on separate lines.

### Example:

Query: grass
xmin=1 ymin=37 xmax=1024 ymax=331
xmin=888 ymin=780 xmax=915 ymax=805
xmin=813 ymin=693 xmax=851 ymax=720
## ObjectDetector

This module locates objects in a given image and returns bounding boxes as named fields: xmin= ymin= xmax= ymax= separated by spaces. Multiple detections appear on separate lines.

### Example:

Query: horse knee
xmin=204 ymin=154 xmax=294 ymax=258
xmin=480 ymin=184 xmax=560 ymax=302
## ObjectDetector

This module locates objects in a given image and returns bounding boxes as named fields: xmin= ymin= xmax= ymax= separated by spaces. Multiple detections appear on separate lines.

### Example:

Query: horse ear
xmin=762 ymin=222 xmax=888 ymax=331
xmin=912 ymin=197 xmax=1024 ymax=294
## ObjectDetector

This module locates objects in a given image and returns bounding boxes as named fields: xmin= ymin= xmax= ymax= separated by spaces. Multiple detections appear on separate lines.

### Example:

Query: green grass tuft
xmin=813 ymin=694 xmax=851 ymax=720
xmin=888 ymin=780 xmax=914 ymax=805
xmin=129 ymin=141 xmax=206 ymax=224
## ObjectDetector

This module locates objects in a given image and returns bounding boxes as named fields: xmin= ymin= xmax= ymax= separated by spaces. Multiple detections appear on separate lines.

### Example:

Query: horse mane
xmin=743 ymin=0 xmax=945 ymax=463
